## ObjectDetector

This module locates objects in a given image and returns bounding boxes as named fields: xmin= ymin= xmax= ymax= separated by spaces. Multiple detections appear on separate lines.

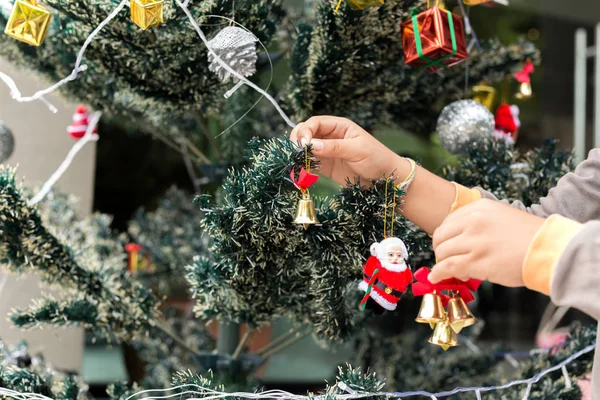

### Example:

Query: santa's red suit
xmin=493 ymin=104 xmax=520 ymax=144
xmin=358 ymin=237 xmax=413 ymax=311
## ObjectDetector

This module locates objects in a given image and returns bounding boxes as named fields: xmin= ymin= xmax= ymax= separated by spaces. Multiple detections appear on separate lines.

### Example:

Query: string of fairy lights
xmin=0 ymin=342 xmax=594 ymax=399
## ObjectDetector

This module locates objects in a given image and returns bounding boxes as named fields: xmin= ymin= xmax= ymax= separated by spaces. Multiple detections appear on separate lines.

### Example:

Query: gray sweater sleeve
xmin=476 ymin=148 xmax=600 ymax=320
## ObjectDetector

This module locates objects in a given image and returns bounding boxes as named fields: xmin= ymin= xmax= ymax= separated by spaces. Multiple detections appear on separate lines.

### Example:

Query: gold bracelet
xmin=399 ymin=158 xmax=416 ymax=191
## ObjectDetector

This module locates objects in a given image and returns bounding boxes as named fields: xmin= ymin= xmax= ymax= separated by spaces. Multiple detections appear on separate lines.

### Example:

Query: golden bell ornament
xmin=131 ymin=0 xmax=164 ymax=30
xmin=428 ymin=320 xmax=459 ymax=351
xmin=515 ymin=82 xmax=533 ymax=99
xmin=293 ymin=192 xmax=319 ymax=229
xmin=472 ymin=83 xmax=497 ymax=111
xmin=446 ymin=296 xmax=476 ymax=334
xmin=4 ymin=0 xmax=52 ymax=46
xmin=415 ymin=293 xmax=446 ymax=329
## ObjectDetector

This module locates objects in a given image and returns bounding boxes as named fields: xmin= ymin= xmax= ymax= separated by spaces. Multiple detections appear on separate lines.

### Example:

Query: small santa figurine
xmin=358 ymin=237 xmax=413 ymax=313
xmin=493 ymin=103 xmax=520 ymax=145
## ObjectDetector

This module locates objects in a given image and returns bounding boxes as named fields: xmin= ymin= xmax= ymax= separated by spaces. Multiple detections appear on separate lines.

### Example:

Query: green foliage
xmin=350 ymin=323 xmax=595 ymax=399
xmin=189 ymin=137 xmax=419 ymax=342
xmin=128 ymin=186 xmax=207 ymax=295
xmin=287 ymin=1 xmax=539 ymax=134
xmin=443 ymin=137 xmax=575 ymax=207
xmin=0 ymin=0 xmax=282 ymax=142
xmin=518 ymin=139 xmax=575 ymax=207
xmin=0 ymin=340 xmax=89 ymax=400
xmin=10 ymin=295 xmax=99 ymax=329
xmin=0 ymin=166 xmax=160 ymax=341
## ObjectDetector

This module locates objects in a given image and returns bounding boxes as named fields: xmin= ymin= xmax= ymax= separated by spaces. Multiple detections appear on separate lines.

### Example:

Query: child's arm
xmin=290 ymin=116 xmax=459 ymax=234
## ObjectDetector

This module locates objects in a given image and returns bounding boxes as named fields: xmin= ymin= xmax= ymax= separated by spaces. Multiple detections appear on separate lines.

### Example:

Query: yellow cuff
xmin=522 ymin=215 xmax=584 ymax=295
xmin=449 ymin=182 xmax=482 ymax=213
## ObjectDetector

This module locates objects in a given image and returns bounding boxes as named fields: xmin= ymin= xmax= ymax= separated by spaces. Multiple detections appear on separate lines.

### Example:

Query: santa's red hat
xmin=67 ymin=105 xmax=98 ymax=139
xmin=493 ymin=104 xmax=520 ymax=144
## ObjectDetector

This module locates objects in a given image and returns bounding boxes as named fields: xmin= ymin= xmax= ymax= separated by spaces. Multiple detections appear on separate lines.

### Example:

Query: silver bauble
xmin=207 ymin=26 xmax=259 ymax=84
xmin=436 ymin=100 xmax=495 ymax=156
xmin=0 ymin=121 xmax=14 ymax=163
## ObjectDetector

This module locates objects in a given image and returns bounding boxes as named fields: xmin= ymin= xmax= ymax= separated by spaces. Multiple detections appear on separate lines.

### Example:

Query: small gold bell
xmin=472 ymin=83 xmax=497 ymax=111
xmin=515 ymin=82 xmax=533 ymax=99
xmin=293 ymin=192 xmax=319 ymax=229
xmin=446 ymin=296 xmax=476 ymax=334
xmin=416 ymin=293 xmax=446 ymax=329
xmin=428 ymin=320 xmax=459 ymax=351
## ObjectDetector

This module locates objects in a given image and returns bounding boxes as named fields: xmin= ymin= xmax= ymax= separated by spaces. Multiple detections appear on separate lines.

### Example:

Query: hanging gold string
xmin=302 ymin=146 xmax=310 ymax=195
xmin=305 ymin=146 xmax=310 ymax=173
xmin=383 ymin=178 xmax=389 ymax=239
xmin=335 ymin=0 xmax=344 ymax=13
xmin=391 ymin=182 xmax=397 ymax=238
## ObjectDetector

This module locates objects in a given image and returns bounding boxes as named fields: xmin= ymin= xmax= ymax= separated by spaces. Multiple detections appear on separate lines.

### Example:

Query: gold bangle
xmin=399 ymin=158 xmax=416 ymax=189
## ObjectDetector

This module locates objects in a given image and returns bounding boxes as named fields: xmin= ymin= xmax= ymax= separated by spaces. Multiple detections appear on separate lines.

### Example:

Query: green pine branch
xmin=287 ymin=1 xmax=539 ymax=134
xmin=0 ymin=166 xmax=160 ymax=342
xmin=189 ymin=138 xmax=423 ymax=343
xmin=0 ymin=0 xmax=282 ymax=141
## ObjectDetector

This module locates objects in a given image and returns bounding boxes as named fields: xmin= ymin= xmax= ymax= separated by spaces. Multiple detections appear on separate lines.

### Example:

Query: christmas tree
xmin=0 ymin=0 xmax=595 ymax=399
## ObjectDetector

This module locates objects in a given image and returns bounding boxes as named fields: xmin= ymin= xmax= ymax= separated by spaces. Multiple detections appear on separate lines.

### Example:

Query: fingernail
xmin=311 ymin=139 xmax=324 ymax=151
xmin=300 ymin=137 xmax=308 ymax=146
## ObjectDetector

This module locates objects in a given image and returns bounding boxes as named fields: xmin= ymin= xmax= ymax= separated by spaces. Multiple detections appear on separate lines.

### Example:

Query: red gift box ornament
xmin=401 ymin=5 xmax=468 ymax=73
xmin=290 ymin=164 xmax=319 ymax=229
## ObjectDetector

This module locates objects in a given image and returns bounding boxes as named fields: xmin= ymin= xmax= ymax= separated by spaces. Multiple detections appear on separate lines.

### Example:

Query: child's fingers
xmin=432 ymin=219 xmax=464 ymax=251
xmin=433 ymin=236 xmax=470 ymax=263
xmin=292 ymin=116 xmax=354 ymax=146
xmin=310 ymin=137 xmax=362 ymax=160
xmin=289 ymin=122 xmax=304 ymax=144
xmin=428 ymin=255 xmax=472 ymax=283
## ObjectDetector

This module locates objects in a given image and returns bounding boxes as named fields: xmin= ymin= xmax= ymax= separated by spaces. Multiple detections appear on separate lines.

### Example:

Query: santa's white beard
xmin=379 ymin=259 xmax=408 ymax=272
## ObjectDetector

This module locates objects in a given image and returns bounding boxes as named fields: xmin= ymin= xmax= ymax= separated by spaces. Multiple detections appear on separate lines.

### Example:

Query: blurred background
xmin=0 ymin=0 xmax=599 ymax=395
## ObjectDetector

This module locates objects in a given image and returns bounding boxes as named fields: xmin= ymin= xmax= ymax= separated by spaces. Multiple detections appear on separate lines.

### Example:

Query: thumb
xmin=311 ymin=138 xmax=359 ymax=159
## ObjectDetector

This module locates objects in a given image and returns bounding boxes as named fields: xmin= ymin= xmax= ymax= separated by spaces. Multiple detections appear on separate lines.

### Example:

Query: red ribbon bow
xmin=514 ymin=60 xmax=534 ymax=84
xmin=290 ymin=167 xmax=319 ymax=191
xmin=412 ymin=267 xmax=481 ymax=306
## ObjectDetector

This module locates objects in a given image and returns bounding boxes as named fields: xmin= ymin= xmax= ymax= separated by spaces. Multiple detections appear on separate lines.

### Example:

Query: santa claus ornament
xmin=357 ymin=166 xmax=417 ymax=313
xmin=358 ymin=237 xmax=413 ymax=312
xmin=493 ymin=103 xmax=520 ymax=144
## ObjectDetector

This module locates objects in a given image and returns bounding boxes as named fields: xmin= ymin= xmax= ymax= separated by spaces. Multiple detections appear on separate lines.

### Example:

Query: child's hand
xmin=429 ymin=199 xmax=545 ymax=287
xmin=290 ymin=116 xmax=404 ymax=186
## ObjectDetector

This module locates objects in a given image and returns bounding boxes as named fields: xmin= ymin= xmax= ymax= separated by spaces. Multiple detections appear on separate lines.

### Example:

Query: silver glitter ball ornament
xmin=207 ymin=26 xmax=259 ymax=84
xmin=0 ymin=121 xmax=14 ymax=163
xmin=436 ymin=100 xmax=495 ymax=156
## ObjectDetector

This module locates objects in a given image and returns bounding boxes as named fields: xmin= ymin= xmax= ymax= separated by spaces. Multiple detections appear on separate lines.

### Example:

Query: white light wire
xmin=0 ymin=343 xmax=594 ymax=400
xmin=27 ymin=112 xmax=101 ymax=205
xmin=0 ymin=0 xmax=128 ymax=111
xmin=175 ymin=0 xmax=296 ymax=129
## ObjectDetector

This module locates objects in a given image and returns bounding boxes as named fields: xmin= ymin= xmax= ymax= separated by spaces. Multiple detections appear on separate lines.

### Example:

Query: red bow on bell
xmin=290 ymin=167 xmax=319 ymax=191
xmin=412 ymin=267 xmax=481 ymax=306
xmin=513 ymin=60 xmax=534 ymax=84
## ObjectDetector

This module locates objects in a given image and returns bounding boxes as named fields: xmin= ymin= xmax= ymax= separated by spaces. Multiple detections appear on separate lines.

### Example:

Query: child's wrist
xmin=392 ymin=155 xmax=414 ymax=183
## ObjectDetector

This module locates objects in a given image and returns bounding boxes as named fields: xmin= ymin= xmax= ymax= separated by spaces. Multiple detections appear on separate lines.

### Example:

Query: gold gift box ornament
xmin=131 ymin=0 xmax=163 ymax=30
xmin=4 ymin=0 xmax=52 ymax=46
